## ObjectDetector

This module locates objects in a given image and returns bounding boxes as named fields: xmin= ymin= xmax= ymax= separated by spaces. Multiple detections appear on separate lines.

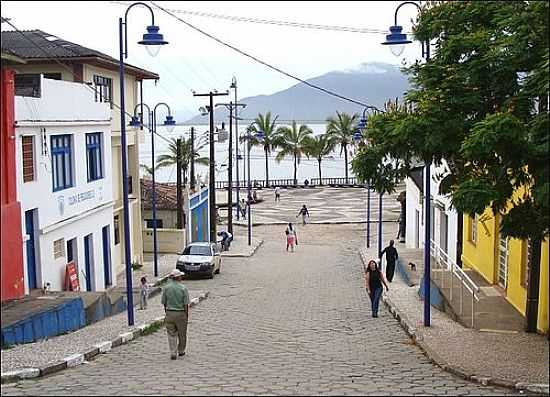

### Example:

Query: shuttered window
xmin=22 ymin=136 xmax=35 ymax=182
xmin=53 ymin=238 xmax=65 ymax=259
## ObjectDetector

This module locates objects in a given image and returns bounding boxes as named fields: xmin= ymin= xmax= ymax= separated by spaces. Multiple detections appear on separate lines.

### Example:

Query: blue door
xmin=102 ymin=226 xmax=111 ymax=288
xmin=25 ymin=210 xmax=37 ymax=290
xmin=83 ymin=234 xmax=93 ymax=291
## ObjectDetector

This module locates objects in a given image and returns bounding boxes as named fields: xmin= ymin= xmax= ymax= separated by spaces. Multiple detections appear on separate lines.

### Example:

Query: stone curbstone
xmin=39 ymin=361 xmax=67 ymax=377
xmin=1 ymin=290 xmax=210 ymax=383
xmin=1 ymin=368 xmax=40 ymax=384
xmin=516 ymin=383 xmax=550 ymax=395
xmin=64 ymin=353 xmax=84 ymax=368
xmin=95 ymin=341 xmax=112 ymax=353
xmin=83 ymin=347 xmax=100 ymax=361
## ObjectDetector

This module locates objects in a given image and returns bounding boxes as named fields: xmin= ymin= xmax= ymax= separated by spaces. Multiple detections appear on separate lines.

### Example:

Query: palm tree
xmin=247 ymin=112 xmax=280 ymax=187
xmin=139 ymin=163 xmax=157 ymax=179
xmin=275 ymin=121 xmax=313 ymax=185
xmin=155 ymin=137 xmax=208 ymax=184
xmin=326 ymin=111 xmax=359 ymax=184
xmin=304 ymin=134 xmax=337 ymax=185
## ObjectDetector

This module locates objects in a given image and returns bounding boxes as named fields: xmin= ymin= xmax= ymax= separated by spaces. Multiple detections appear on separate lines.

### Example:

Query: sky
xmin=2 ymin=1 xmax=423 ymax=120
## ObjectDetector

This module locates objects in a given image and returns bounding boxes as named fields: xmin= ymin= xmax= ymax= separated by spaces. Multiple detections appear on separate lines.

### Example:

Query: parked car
xmin=176 ymin=242 xmax=221 ymax=279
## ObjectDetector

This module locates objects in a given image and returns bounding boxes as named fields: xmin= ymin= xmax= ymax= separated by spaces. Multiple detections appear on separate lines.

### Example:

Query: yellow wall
xmin=462 ymin=209 xmax=498 ymax=284
xmin=462 ymin=210 xmax=549 ymax=334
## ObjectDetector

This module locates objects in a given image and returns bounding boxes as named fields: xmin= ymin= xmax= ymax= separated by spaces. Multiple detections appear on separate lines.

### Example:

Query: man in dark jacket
xmin=380 ymin=240 xmax=399 ymax=282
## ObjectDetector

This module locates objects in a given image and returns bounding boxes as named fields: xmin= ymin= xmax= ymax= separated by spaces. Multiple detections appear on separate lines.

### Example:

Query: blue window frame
xmin=86 ymin=132 xmax=103 ymax=181
xmin=51 ymin=134 xmax=73 ymax=191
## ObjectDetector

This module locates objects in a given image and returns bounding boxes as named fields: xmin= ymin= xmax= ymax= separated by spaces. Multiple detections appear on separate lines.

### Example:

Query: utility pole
xmin=190 ymin=127 xmax=196 ymax=191
xmin=216 ymin=101 xmax=246 ymax=236
xmin=193 ymin=91 xmax=228 ymax=242
xmin=176 ymin=137 xmax=183 ymax=229
xmin=231 ymin=77 xmax=240 ymax=221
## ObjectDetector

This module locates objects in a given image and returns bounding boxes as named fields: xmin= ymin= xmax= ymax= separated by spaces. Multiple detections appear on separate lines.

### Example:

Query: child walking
xmin=285 ymin=222 xmax=297 ymax=252
xmin=139 ymin=276 xmax=149 ymax=310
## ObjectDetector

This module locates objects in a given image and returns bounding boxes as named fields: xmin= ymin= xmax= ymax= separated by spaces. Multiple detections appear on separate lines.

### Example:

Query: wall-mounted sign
xmin=68 ymin=190 xmax=95 ymax=206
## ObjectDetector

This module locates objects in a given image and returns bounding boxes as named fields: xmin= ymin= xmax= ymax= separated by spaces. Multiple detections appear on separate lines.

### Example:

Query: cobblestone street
xmin=2 ymin=222 xmax=515 ymax=396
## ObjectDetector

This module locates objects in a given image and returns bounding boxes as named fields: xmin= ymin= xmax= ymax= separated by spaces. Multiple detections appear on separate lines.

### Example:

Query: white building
xmin=405 ymin=160 xmax=461 ymax=265
xmin=15 ymin=76 xmax=114 ymax=293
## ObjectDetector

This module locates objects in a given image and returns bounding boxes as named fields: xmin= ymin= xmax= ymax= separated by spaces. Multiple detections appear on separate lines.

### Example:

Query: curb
xmin=1 ymin=291 xmax=210 ymax=384
xmin=358 ymin=250 xmax=549 ymax=395
xmin=222 ymin=239 xmax=264 ymax=258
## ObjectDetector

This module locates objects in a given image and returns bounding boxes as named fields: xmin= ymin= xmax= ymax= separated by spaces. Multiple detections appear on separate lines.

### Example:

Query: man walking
xmin=161 ymin=269 xmax=190 ymax=360
xmin=380 ymin=240 xmax=399 ymax=282
xmin=297 ymin=204 xmax=310 ymax=225
xmin=275 ymin=186 xmax=281 ymax=202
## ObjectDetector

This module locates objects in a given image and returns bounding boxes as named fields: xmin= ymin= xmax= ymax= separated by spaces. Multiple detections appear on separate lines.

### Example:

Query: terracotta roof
xmin=1 ymin=30 xmax=158 ymax=80
xmin=141 ymin=178 xmax=180 ymax=211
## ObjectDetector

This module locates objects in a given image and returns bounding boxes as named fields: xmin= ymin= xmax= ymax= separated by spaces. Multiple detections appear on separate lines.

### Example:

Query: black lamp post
xmin=382 ymin=0 xmax=432 ymax=327
xmin=118 ymin=1 xmax=168 ymax=326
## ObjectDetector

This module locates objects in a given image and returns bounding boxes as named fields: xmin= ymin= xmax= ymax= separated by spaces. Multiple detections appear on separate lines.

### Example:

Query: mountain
xmin=185 ymin=62 xmax=410 ymax=124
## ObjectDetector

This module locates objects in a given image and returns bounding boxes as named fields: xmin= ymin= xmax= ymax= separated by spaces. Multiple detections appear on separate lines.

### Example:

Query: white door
xmin=498 ymin=234 xmax=508 ymax=288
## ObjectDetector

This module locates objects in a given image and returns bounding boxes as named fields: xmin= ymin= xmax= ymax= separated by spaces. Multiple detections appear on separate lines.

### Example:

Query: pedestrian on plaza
xmin=296 ymin=204 xmax=310 ymax=225
xmin=380 ymin=240 xmax=399 ymax=282
xmin=240 ymin=198 xmax=247 ymax=219
xmin=285 ymin=222 xmax=298 ymax=252
xmin=274 ymin=186 xmax=281 ymax=202
xmin=139 ymin=276 xmax=149 ymax=310
xmin=364 ymin=259 xmax=389 ymax=318
xmin=161 ymin=269 xmax=190 ymax=360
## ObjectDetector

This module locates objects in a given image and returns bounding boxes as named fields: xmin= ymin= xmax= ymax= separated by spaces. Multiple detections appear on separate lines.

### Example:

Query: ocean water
xmin=139 ymin=123 xmax=357 ymax=184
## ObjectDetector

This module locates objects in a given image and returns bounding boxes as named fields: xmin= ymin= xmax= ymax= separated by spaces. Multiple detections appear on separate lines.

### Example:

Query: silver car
xmin=176 ymin=242 xmax=221 ymax=279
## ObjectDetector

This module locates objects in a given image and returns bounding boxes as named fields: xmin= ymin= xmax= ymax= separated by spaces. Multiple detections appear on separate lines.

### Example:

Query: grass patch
xmin=141 ymin=321 xmax=164 ymax=336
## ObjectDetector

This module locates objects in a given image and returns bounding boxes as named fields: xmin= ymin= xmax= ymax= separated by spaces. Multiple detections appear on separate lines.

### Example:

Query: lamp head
xmin=255 ymin=130 xmax=265 ymax=142
xmin=353 ymin=130 xmax=363 ymax=143
xmin=199 ymin=106 xmax=209 ymax=116
xmin=381 ymin=25 xmax=412 ymax=57
xmin=138 ymin=25 xmax=168 ymax=57
xmin=164 ymin=115 xmax=176 ymax=133
xmin=129 ymin=115 xmax=141 ymax=128
xmin=230 ymin=76 xmax=237 ymax=89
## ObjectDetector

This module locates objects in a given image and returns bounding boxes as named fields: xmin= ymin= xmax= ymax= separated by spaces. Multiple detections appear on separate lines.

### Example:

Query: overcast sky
xmin=2 ymin=1 xmax=423 ymax=119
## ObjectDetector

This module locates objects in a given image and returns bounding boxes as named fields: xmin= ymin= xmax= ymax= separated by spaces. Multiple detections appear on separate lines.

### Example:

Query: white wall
xmin=15 ymin=77 xmax=114 ymax=291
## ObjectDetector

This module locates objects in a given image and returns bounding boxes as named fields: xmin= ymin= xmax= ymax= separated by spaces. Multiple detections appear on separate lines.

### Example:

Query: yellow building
xmin=462 ymin=208 xmax=549 ymax=334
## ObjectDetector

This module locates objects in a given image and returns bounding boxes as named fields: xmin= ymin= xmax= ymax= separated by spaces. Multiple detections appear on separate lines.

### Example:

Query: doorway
xmin=102 ymin=225 xmax=112 ymax=288
xmin=24 ymin=209 xmax=38 ymax=290
xmin=83 ymin=233 xmax=94 ymax=291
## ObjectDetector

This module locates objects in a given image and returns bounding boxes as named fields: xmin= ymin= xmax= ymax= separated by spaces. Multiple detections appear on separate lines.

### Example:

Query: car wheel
xmin=208 ymin=269 xmax=214 ymax=279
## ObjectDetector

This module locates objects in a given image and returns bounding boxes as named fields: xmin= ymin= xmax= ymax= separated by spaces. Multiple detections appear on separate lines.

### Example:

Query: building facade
xmin=2 ymin=29 xmax=159 ymax=281
xmin=462 ymin=205 xmax=549 ymax=334
xmin=1 ymin=54 xmax=26 ymax=302
xmin=15 ymin=77 xmax=113 ymax=292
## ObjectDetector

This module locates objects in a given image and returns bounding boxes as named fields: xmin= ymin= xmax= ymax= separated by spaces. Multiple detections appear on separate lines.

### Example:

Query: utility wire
xmin=149 ymin=1 xmax=382 ymax=111
xmin=2 ymin=19 xmax=174 ymax=146
xmin=110 ymin=1 xmax=406 ymax=35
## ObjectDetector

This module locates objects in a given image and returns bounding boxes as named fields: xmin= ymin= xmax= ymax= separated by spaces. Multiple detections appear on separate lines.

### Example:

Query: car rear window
xmin=182 ymin=245 xmax=211 ymax=256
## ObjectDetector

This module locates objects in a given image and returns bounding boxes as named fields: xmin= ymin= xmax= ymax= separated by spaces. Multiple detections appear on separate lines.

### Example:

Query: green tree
xmin=326 ymin=111 xmax=359 ymax=184
xmin=352 ymin=1 xmax=549 ymax=332
xmin=275 ymin=121 xmax=313 ymax=185
xmin=247 ymin=112 xmax=280 ymax=187
xmin=156 ymin=137 xmax=208 ymax=184
xmin=303 ymin=134 xmax=337 ymax=184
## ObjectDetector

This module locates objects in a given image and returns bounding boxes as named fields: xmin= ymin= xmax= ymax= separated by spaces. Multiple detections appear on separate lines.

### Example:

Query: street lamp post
xmin=230 ymin=77 xmax=241 ymax=221
xmin=131 ymin=103 xmax=175 ymax=278
xmin=118 ymin=1 xmax=168 ymax=326
xmin=382 ymin=0 xmax=432 ymax=326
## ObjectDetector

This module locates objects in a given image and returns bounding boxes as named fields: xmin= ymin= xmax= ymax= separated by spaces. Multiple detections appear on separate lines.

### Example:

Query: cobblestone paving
xmin=2 ymin=225 xmax=516 ymax=396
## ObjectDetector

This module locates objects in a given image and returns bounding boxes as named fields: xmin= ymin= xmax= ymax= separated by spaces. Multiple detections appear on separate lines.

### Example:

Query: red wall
xmin=1 ymin=68 xmax=25 ymax=301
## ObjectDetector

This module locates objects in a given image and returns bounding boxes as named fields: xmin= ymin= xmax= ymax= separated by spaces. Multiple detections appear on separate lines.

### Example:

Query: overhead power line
xmin=110 ymin=1 xmax=401 ymax=35
xmin=149 ymin=1 xmax=382 ymax=111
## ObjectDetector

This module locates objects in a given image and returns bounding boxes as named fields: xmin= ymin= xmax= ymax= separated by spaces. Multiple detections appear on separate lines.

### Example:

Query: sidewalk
xmin=359 ymin=243 xmax=549 ymax=393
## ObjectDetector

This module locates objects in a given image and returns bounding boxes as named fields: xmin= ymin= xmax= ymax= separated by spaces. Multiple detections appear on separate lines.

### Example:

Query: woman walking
xmin=364 ymin=259 xmax=389 ymax=318
xmin=285 ymin=222 xmax=297 ymax=252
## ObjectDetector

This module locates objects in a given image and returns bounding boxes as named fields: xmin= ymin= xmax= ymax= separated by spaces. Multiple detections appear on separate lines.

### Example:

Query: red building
xmin=1 ymin=51 xmax=26 ymax=301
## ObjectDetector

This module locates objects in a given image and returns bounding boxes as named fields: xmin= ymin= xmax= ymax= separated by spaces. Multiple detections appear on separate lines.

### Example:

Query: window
xmin=522 ymin=239 xmax=532 ymax=288
xmin=128 ymin=176 xmax=133 ymax=195
xmin=22 ymin=136 xmax=35 ymax=182
xmin=469 ymin=214 xmax=478 ymax=244
xmin=145 ymin=219 xmax=163 ymax=228
xmin=51 ymin=135 xmax=73 ymax=191
xmin=53 ymin=238 xmax=65 ymax=259
xmin=15 ymin=74 xmax=41 ymax=97
xmin=43 ymin=73 xmax=62 ymax=80
xmin=86 ymin=133 xmax=103 ymax=181
xmin=114 ymin=215 xmax=120 ymax=245
xmin=93 ymin=75 xmax=112 ymax=106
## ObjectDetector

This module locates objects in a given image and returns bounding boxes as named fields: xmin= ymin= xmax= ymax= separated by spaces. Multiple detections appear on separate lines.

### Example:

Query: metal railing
xmin=215 ymin=177 xmax=366 ymax=189
xmin=429 ymin=240 xmax=480 ymax=328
